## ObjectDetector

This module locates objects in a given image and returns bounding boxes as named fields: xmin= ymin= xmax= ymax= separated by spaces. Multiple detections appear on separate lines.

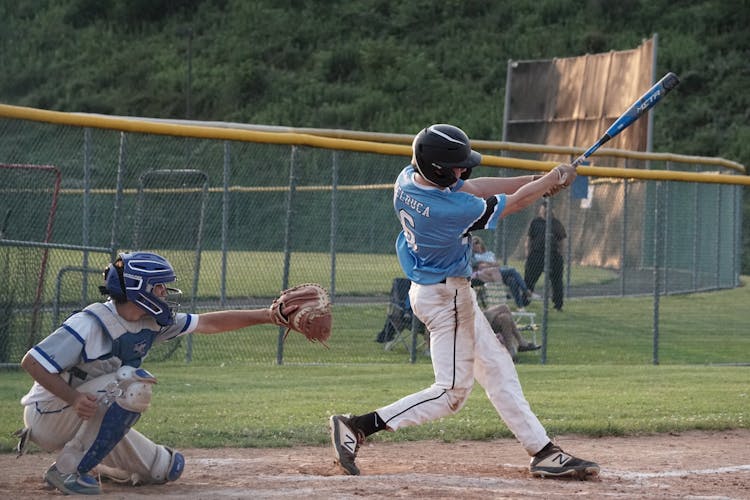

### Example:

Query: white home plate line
xmin=605 ymin=464 xmax=750 ymax=480
xmin=192 ymin=457 xmax=750 ymax=480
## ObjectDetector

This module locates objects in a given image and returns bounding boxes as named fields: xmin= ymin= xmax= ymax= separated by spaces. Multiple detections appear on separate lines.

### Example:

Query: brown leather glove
xmin=270 ymin=283 xmax=332 ymax=347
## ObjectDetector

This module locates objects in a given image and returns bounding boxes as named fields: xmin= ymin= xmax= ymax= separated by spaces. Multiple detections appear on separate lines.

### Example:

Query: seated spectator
xmin=484 ymin=304 xmax=541 ymax=362
xmin=471 ymin=236 xmax=533 ymax=309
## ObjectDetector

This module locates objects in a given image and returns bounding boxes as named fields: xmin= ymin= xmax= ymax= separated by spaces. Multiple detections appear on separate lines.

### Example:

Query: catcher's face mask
xmin=102 ymin=252 xmax=181 ymax=326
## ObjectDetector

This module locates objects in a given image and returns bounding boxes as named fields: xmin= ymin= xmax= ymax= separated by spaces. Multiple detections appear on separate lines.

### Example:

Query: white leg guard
xmin=100 ymin=429 xmax=185 ymax=485
xmin=56 ymin=367 xmax=157 ymax=475
xmin=98 ymin=444 xmax=184 ymax=485
xmin=148 ymin=445 xmax=185 ymax=484
xmin=104 ymin=366 xmax=157 ymax=413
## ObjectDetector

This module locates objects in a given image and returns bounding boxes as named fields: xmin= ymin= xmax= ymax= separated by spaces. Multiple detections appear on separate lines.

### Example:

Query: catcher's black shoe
xmin=329 ymin=414 xmax=364 ymax=475
xmin=530 ymin=443 xmax=600 ymax=479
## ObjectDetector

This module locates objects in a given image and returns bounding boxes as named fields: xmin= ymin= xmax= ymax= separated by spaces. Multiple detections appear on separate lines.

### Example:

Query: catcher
xmin=16 ymin=251 xmax=330 ymax=495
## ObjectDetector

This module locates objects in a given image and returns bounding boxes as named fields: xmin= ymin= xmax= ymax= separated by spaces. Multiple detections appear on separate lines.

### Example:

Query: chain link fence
xmin=0 ymin=111 xmax=744 ymax=366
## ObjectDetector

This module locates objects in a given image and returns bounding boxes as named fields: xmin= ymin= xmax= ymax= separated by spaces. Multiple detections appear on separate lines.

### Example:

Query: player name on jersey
xmin=395 ymin=185 xmax=431 ymax=217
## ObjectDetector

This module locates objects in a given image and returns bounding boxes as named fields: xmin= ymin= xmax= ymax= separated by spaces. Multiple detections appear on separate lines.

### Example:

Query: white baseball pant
xmin=376 ymin=277 xmax=550 ymax=456
xmin=23 ymin=369 xmax=177 ymax=484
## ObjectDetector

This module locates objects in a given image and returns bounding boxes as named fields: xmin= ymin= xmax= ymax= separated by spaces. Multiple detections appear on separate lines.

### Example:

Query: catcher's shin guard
xmin=59 ymin=367 xmax=157 ymax=475
xmin=95 ymin=446 xmax=185 ymax=486
xmin=152 ymin=446 xmax=185 ymax=483
xmin=77 ymin=402 xmax=141 ymax=474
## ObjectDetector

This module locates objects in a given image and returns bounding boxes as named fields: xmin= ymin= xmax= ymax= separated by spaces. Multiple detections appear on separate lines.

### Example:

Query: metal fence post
xmin=663 ymin=163 xmax=671 ymax=294
xmin=277 ymin=146 xmax=297 ymax=365
xmin=621 ymin=177 xmax=629 ymax=296
xmin=330 ymin=151 xmax=339 ymax=300
xmin=82 ymin=129 xmax=92 ymax=303
xmin=187 ymin=172 xmax=209 ymax=364
xmin=652 ymin=181 xmax=663 ymax=366
xmin=716 ymin=184 xmax=722 ymax=289
xmin=693 ymin=182 xmax=701 ymax=291
xmin=111 ymin=133 xmax=126 ymax=261
xmin=221 ymin=141 xmax=230 ymax=306
xmin=565 ymin=191 xmax=572 ymax=296
xmin=540 ymin=198 xmax=553 ymax=365
xmin=734 ymin=184 xmax=742 ymax=287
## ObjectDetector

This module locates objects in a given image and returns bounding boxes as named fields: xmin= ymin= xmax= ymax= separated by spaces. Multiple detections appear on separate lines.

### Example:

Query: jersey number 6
xmin=399 ymin=210 xmax=418 ymax=251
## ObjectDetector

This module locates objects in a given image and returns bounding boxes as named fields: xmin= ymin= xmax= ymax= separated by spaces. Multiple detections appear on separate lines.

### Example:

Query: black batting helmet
xmin=412 ymin=124 xmax=482 ymax=187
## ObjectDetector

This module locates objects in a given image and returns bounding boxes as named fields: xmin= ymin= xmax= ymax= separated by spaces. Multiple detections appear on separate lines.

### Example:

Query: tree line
xmin=1 ymin=0 xmax=748 ymax=270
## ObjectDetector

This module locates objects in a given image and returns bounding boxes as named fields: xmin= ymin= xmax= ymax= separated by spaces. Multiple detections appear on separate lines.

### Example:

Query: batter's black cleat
xmin=329 ymin=414 xmax=364 ymax=475
xmin=529 ymin=443 xmax=600 ymax=480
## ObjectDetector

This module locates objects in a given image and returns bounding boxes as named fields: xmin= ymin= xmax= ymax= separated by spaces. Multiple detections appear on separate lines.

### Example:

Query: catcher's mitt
xmin=270 ymin=283 xmax=332 ymax=347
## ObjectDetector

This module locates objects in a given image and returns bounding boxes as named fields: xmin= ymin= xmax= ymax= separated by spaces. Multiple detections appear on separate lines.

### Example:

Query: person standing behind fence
xmin=524 ymin=201 xmax=567 ymax=311
xmin=15 ymin=251 xmax=304 ymax=496
xmin=328 ymin=123 xmax=599 ymax=480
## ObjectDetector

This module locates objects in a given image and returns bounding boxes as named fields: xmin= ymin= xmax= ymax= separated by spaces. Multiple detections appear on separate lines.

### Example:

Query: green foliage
xmin=0 ymin=0 xmax=748 ymax=269
xmin=0 ymin=1 xmax=744 ymax=148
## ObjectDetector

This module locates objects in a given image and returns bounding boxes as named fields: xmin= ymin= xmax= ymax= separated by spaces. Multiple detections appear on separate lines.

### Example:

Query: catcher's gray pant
xmin=23 ymin=370 xmax=178 ymax=484
xmin=376 ymin=277 xmax=550 ymax=456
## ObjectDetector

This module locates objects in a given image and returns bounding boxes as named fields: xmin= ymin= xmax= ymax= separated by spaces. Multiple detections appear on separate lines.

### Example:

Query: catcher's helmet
xmin=101 ymin=252 xmax=181 ymax=326
xmin=412 ymin=124 xmax=482 ymax=187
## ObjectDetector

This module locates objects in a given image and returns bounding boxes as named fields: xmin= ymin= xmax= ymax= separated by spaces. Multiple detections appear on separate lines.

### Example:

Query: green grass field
xmin=1 ymin=277 xmax=747 ymax=453
xmin=1 ymin=363 xmax=746 ymax=452
xmin=22 ymin=248 xmax=617 ymax=301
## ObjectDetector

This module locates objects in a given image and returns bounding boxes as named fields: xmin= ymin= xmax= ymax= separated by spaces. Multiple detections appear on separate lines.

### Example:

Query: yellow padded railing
xmin=0 ymin=103 xmax=746 ymax=186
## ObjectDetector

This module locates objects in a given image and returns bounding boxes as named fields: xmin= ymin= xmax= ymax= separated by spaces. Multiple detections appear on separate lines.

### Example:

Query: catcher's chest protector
xmin=82 ymin=303 xmax=159 ymax=367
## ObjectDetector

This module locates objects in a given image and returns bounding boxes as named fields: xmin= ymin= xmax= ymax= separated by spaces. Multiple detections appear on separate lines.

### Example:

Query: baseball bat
xmin=571 ymin=72 xmax=680 ymax=168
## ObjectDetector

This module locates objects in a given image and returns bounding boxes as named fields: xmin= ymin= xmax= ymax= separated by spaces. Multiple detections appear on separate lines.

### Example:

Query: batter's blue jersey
xmin=393 ymin=166 xmax=506 ymax=285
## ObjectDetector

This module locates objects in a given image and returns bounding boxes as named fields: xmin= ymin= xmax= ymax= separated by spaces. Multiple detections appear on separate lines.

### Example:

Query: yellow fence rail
xmin=0 ymin=103 xmax=745 ymax=185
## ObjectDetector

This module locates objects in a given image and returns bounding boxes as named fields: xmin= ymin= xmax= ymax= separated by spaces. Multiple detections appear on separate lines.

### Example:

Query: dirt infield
xmin=1 ymin=429 xmax=748 ymax=499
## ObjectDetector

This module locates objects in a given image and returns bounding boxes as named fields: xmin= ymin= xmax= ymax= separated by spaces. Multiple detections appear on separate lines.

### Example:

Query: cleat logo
xmin=343 ymin=431 xmax=357 ymax=453
xmin=551 ymin=453 xmax=571 ymax=465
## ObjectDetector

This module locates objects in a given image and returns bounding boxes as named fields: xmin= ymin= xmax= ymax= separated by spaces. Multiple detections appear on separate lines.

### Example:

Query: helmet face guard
xmin=412 ymin=124 xmax=482 ymax=187
xmin=102 ymin=252 xmax=181 ymax=326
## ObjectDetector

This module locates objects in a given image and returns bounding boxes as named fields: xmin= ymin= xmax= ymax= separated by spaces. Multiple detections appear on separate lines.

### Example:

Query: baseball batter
xmin=330 ymin=124 xmax=599 ymax=479
xmin=17 ymin=251 xmax=300 ymax=495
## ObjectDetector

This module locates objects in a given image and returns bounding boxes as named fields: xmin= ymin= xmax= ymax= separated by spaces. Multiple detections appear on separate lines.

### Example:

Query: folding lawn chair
xmin=472 ymin=280 xmax=538 ymax=345
xmin=375 ymin=278 xmax=426 ymax=354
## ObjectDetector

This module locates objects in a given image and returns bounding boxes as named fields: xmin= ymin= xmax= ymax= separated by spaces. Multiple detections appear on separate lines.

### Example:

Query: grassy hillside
xmin=0 ymin=1 xmax=746 ymax=153
xmin=0 ymin=0 xmax=748 ymax=268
